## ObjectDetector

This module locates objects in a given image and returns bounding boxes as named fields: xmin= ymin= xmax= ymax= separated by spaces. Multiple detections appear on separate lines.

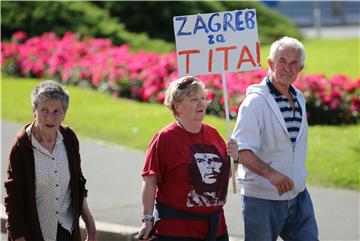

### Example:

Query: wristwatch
xmin=141 ymin=214 xmax=154 ymax=223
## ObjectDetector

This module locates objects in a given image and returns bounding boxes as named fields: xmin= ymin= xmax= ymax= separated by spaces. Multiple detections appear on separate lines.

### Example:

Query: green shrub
xmin=2 ymin=1 xmax=301 ymax=53
xmin=94 ymin=1 xmax=302 ymax=45
xmin=1 ymin=1 xmax=173 ymax=53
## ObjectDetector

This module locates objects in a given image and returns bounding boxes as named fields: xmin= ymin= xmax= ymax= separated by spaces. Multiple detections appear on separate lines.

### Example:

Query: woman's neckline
xmin=175 ymin=120 xmax=202 ymax=134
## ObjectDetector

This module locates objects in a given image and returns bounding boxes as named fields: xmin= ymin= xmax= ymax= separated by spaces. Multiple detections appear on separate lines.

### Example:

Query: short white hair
xmin=31 ymin=80 xmax=69 ymax=111
xmin=269 ymin=36 xmax=306 ymax=66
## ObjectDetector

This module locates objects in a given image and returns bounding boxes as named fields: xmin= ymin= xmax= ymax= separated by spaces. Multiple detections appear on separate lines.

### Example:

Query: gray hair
xmin=269 ymin=36 xmax=306 ymax=66
xmin=164 ymin=76 xmax=205 ymax=116
xmin=31 ymin=80 xmax=69 ymax=111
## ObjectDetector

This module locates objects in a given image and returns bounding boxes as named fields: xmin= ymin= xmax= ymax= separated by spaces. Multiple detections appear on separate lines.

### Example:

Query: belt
xmin=154 ymin=201 xmax=221 ymax=241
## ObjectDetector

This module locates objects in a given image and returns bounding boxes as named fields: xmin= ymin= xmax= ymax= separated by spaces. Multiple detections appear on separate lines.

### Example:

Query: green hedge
xmin=2 ymin=1 xmax=302 ymax=53
xmin=1 ymin=1 xmax=173 ymax=53
xmin=94 ymin=1 xmax=303 ymax=45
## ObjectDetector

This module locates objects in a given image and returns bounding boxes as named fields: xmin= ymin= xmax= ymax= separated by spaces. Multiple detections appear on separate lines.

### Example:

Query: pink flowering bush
xmin=295 ymin=74 xmax=360 ymax=124
xmin=1 ymin=31 xmax=359 ymax=124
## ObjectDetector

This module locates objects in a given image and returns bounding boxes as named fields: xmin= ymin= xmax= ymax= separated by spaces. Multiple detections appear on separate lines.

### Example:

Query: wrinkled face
xmin=33 ymin=96 xmax=66 ymax=133
xmin=175 ymin=89 xmax=207 ymax=122
xmin=194 ymin=153 xmax=222 ymax=184
xmin=268 ymin=47 xmax=303 ymax=86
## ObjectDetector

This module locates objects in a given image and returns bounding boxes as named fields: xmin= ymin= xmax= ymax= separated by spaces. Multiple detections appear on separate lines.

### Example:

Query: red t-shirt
xmin=142 ymin=121 xmax=230 ymax=238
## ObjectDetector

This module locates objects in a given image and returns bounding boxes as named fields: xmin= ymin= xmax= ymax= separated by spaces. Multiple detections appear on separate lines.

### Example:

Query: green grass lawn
xmin=259 ymin=38 xmax=359 ymax=79
xmin=307 ymin=125 xmax=359 ymax=190
xmin=2 ymin=75 xmax=359 ymax=190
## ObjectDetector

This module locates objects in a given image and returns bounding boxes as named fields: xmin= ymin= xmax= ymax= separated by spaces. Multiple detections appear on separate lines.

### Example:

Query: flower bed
xmin=2 ymin=32 xmax=359 ymax=124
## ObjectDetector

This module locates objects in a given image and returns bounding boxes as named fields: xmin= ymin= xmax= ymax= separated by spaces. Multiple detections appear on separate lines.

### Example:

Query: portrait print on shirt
xmin=187 ymin=143 xmax=229 ymax=207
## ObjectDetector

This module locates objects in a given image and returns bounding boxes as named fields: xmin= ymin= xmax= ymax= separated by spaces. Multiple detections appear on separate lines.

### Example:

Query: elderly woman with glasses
xmin=4 ymin=80 xmax=96 ymax=241
xmin=137 ymin=76 xmax=239 ymax=241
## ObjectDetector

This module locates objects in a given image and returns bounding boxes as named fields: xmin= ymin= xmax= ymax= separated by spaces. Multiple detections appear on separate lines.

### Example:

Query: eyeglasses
xmin=188 ymin=96 xmax=209 ymax=105
xmin=177 ymin=77 xmax=195 ymax=90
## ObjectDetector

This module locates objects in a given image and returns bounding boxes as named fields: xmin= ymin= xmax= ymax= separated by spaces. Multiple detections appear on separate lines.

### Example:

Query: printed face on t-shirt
xmin=187 ymin=143 xmax=227 ymax=207
xmin=194 ymin=153 xmax=222 ymax=184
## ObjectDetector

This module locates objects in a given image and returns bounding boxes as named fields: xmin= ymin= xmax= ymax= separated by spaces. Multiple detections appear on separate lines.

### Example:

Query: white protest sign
xmin=174 ymin=9 xmax=260 ymax=76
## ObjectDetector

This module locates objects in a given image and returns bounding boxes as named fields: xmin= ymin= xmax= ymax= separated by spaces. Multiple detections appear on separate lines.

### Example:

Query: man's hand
xmin=239 ymin=150 xmax=294 ymax=196
xmin=226 ymin=139 xmax=239 ymax=161
xmin=268 ymin=171 xmax=294 ymax=196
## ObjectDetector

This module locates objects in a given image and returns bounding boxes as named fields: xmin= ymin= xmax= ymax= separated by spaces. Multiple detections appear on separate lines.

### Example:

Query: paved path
xmin=300 ymin=25 xmax=360 ymax=39
xmin=1 ymin=120 xmax=359 ymax=240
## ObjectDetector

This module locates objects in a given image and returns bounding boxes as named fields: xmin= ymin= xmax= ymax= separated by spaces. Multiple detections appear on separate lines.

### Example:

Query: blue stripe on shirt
xmin=266 ymin=77 xmax=302 ymax=144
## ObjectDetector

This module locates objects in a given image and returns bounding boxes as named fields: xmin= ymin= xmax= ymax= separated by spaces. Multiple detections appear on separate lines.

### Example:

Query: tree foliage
xmin=2 ymin=1 xmax=302 ymax=52
xmin=93 ymin=1 xmax=302 ymax=44
xmin=1 ymin=1 xmax=173 ymax=52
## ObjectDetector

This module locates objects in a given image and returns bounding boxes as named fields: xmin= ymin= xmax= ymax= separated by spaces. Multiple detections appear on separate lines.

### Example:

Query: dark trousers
xmin=56 ymin=223 xmax=73 ymax=241
xmin=155 ymin=232 xmax=229 ymax=241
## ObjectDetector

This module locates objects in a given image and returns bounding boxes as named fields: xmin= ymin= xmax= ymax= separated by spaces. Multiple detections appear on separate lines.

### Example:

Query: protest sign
xmin=173 ymin=9 xmax=261 ymax=193
xmin=174 ymin=9 xmax=260 ymax=76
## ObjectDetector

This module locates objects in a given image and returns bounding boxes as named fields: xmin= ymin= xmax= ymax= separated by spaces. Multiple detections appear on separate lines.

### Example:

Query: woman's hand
xmin=227 ymin=139 xmax=239 ymax=162
xmin=137 ymin=175 xmax=157 ymax=240
xmin=81 ymin=198 xmax=97 ymax=241
xmin=137 ymin=220 xmax=155 ymax=240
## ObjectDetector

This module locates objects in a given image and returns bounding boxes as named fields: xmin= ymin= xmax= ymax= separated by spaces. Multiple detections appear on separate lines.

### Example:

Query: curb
xmin=1 ymin=208 xmax=243 ymax=241
xmin=1 ymin=209 xmax=139 ymax=241
xmin=80 ymin=220 xmax=139 ymax=241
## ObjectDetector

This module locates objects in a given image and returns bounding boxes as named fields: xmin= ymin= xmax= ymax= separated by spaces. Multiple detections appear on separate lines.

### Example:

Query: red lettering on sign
xmin=256 ymin=41 xmax=261 ymax=67
xmin=208 ymin=49 xmax=213 ymax=72
xmin=178 ymin=50 xmax=201 ymax=74
xmin=216 ymin=46 xmax=236 ymax=71
xmin=236 ymin=45 xmax=256 ymax=70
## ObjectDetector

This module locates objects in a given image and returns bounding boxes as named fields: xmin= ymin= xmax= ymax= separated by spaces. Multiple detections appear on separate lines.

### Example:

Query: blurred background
xmin=2 ymin=1 xmax=359 ymax=47
xmin=1 ymin=1 xmax=359 ymax=240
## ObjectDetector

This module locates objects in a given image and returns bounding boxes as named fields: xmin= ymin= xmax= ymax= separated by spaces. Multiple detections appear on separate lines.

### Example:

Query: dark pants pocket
xmin=56 ymin=223 xmax=73 ymax=241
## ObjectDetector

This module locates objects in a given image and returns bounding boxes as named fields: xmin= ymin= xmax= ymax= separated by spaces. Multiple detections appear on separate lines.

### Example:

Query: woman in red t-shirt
xmin=137 ymin=76 xmax=239 ymax=241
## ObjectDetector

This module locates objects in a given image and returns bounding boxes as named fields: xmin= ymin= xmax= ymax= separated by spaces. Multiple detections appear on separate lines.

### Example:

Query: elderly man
xmin=232 ymin=37 xmax=319 ymax=241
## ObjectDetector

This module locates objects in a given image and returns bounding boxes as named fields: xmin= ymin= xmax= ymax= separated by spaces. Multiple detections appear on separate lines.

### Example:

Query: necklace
xmin=176 ymin=120 xmax=186 ymax=130
xmin=176 ymin=120 xmax=205 ymax=146
xmin=176 ymin=119 xmax=202 ymax=133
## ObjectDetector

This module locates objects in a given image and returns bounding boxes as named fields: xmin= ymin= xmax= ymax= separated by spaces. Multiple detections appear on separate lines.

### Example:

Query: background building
xmin=263 ymin=1 xmax=359 ymax=27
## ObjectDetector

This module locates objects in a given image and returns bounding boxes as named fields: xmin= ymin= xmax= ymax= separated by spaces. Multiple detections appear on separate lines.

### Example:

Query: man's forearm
xmin=239 ymin=149 xmax=294 ymax=196
xmin=239 ymin=150 xmax=275 ymax=179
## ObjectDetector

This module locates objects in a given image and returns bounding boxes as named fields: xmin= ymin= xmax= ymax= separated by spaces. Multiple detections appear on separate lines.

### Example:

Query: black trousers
xmin=56 ymin=223 xmax=73 ymax=241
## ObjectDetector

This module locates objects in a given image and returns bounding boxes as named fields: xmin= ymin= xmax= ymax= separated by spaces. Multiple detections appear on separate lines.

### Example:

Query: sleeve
xmin=232 ymin=93 xmax=264 ymax=154
xmin=4 ymin=144 xmax=27 ymax=240
xmin=141 ymin=132 xmax=166 ymax=184
xmin=67 ymin=127 xmax=88 ymax=197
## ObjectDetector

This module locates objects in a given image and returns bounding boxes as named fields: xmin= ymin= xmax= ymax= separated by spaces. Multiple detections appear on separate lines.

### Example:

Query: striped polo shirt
xmin=266 ymin=78 xmax=302 ymax=144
